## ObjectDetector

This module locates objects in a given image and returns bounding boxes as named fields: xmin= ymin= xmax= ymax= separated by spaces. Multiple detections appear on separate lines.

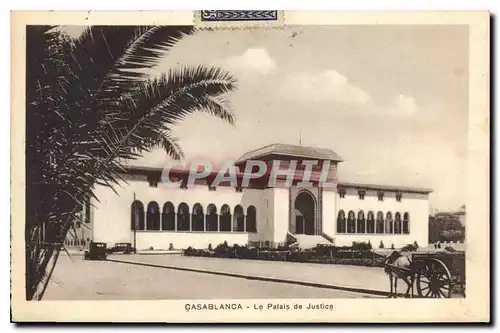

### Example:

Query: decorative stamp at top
xmin=196 ymin=10 xmax=284 ymax=29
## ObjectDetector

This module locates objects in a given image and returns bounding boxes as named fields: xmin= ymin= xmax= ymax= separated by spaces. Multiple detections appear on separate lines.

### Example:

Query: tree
xmin=428 ymin=215 xmax=439 ymax=244
xmin=26 ymin=26 xmax=237 ymax=300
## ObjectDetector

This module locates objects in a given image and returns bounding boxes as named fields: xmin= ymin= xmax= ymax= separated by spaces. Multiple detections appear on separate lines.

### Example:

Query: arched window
xmin=246 ymin=206 xmax=257 ymax=232
xmin=347 ymin=210 xmax=356 ymax=233
xmin=233 ymin=205 xmax=245 ymax=232
xmin=385 ymin=212 xmax=393 ymax=234
xmin=192 ymin=203 xmax=204 ymax=231
xmin=220 ymin=204 xmax=232 ymax=232
xmin=131 ymin=201 xmax=145 ymax=231
xmin=394 ymin=212 xmax=402 ymax=234
xmin=337 ymin=210 xmax=346 ymax=233
xmin=357 ymin=211 xmax=366 ymax=233
xmin=206 ymin=204 xmax=218 ymax=232
xmin=376 ymin=211 xmax=384 ymax=234
xmin=403 ymin=212 xmax=410 ymax=234
xmin=367 ymin=211 xmax=375 ymax=234
xmin=162 ymin=202 xmax=175 ymax=231
xmin=177 ymin=203 xmax=190 ymax=231
xmin=146 ymin=201 xmax=160 ymax=230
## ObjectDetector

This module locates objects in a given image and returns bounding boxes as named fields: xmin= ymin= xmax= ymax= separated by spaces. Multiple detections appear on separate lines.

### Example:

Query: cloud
xmin=225 ymin=48 xmax=277 ymax=75
xmin=282 ymin=70 xmax=371 ymax=106
xmin=392 ymin=94 xmax=419 ymax=116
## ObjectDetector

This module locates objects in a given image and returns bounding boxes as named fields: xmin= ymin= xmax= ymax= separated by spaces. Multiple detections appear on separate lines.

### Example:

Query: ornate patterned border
xmin=201 ymin=10 xmax=278 ymax=22
xmin=195 ymin=10 xmax=284 ymax=29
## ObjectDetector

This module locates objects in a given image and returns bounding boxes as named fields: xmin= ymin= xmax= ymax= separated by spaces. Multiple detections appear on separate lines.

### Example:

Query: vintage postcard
xmin=11 ymin=10 xmax=490 ymax=323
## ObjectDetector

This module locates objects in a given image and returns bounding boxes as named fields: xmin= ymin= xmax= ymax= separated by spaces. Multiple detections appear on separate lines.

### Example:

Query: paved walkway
xmin=108 ymin=254 xmax=390 ymax=296
xmin=62 ymin=248 xmax=182 ymax=255
xmin=46 ymin=256 xmax=379 ymax=300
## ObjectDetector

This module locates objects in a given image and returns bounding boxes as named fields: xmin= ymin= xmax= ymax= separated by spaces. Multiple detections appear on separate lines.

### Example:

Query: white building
xmin=74 ymin=144 xmax=432 ymax=250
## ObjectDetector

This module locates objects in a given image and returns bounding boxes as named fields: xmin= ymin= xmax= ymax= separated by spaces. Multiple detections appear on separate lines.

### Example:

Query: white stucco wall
xmin=322 ymin=190 xmax=337 ymax=238
xmin=335 ymin=190 xmax=429 ymax=248
xmin=92 ymin=179 xmax=273 ymax=249
xmin=135 ymin=231 xmax=250 ymax=250
xmin=92 ymin=182 xmax=135 ymax=247
xmin=260 ymin=188 xmax=276 ymax=243
xmin=272 ymin=187 xmax=290 ymax=243
xmin=91 ymin=177 xmax=430 ymax=250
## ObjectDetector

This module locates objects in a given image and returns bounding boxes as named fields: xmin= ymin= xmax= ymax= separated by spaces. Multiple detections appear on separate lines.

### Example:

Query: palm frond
xmin=94 ymin=65 xmax=237 ymax=163
xmin=69 ymin=26 xmax=194 ymax=107
xmin=106 ymin=65 xmax=237 ymax=124
xmin=25 ymin=25 xmax=238 ymax=301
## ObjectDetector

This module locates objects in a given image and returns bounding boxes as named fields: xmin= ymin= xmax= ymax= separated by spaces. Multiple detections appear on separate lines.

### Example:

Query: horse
xmin=384 ymin=250 xmax=415 ymax=298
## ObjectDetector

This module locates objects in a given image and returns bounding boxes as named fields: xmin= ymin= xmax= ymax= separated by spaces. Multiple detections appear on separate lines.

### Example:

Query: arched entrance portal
xmin=294 ymin=191 xmax=316 ymax=235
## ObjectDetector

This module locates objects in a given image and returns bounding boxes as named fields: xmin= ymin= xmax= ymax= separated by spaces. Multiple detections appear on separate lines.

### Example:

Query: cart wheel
xmin=416 ymin=259 xmax=453 ymax=298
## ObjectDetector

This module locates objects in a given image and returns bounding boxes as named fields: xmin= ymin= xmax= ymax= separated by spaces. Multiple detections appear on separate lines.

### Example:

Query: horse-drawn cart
xmin=411 ymin=251 xmax=465 ymax=298
xmin=382 ymin=249 xmax=465 ymax=298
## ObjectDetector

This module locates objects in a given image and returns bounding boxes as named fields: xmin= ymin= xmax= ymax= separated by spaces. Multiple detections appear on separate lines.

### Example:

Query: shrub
xmin=445 ymin=246 xmax=456 ymax=252
xmin=169 ymin=243 xmax=174 ymax=250
xmin=200 ymin=249 xmax=213 ymax=257
xmin=236 ymin=245 xmax=251 ymax=259
xmin=379 ymin=241 xmax=385 ymax=249
xmin=316 ymin=257 xmax=384 ymax=268
xmin=247 ymin=247 xmax=258 ymax=259
xmin=352 ymin=241 xmax=372 ymax=251
xmin=231 ymin=244 xmax=240 ymax=258
xmin=208 ymin=243 xmax=213 ymax=251
xmin=297 ymin=250 xmax=314 ymax=262
xmin=184 ymin=246 xmax=195 ymax=256
xmin=148 ymin=246 xmax=154 ymax=251
xmin=276 ymin=244 xmax=289 ymax=251
xmin=390 ymin=243 xmax=395 ymax=250
xmin=413 ymin=241 xmax=419 ymax=249
xmin=313 ymin=244 xmax=335 ymax=257
xmin=214 ymin=241 xmax=230 ymax=258
xmin=401 ymin=244 xmax=417 ymax=252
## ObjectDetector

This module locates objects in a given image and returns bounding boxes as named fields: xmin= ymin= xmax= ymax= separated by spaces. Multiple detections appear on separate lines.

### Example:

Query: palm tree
xmin=26 ymin=25 xmax=237 ymax=300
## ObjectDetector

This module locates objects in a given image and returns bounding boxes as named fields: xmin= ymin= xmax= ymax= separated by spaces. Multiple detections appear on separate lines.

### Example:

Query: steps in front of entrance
xmin=294 ymin=234 xmax=332 ymax=249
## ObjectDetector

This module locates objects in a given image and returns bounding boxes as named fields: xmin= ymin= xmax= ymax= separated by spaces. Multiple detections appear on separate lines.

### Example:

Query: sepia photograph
xmin=10 ymin=10 xmax=490 ymax=322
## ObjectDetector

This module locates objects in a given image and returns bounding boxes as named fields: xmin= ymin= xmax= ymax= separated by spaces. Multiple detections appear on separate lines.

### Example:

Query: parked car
xmin=84 ymin=242 xmax=108 ymax=260
xmin=107 ymin=242 xmax=135 ymax=254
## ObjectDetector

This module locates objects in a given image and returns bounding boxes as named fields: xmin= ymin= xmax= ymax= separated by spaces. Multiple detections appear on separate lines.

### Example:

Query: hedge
xmin=182 ymin=241 xmax=384 ymax=267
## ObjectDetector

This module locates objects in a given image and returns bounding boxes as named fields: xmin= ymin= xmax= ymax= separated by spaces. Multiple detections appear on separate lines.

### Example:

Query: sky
xmin=64 ymin=25 xmax=469 ymax=211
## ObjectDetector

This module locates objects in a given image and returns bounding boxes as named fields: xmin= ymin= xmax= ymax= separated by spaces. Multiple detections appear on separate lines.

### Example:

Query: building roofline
xmin=235 ymin=143 xmax=344 ymax=164
xmin=120 ymin=166 xmax=433 ymax=193
xmin=435 ymin=211 xmax=466 ymax=216
xmin=337 ymin=181 xmax=433 ymax=194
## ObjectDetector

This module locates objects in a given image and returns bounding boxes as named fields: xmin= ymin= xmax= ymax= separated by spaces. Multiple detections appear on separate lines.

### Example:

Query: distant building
xmin=435 ymin=210 xmax=466 ymax=226
xmin=430 ymin=209 xmax=466 ymax=243
xmin=67 ymin=143 xmax=432 ymax=249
